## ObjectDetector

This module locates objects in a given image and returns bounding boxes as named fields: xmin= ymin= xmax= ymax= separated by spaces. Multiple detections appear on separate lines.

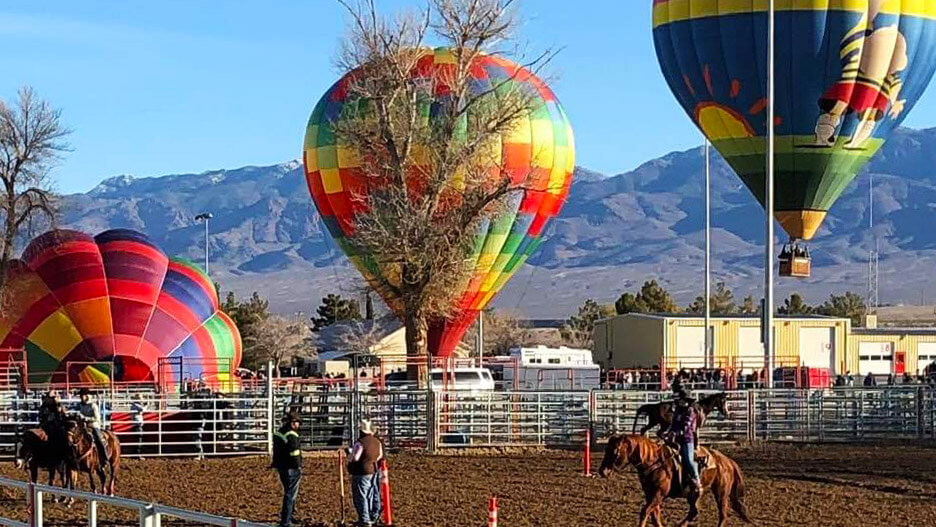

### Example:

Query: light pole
xmin=195 ymin=212 xmax=213 ymax=275
xmin=764 ymin=0 xmax=776 ymax=388
xmin=704 ymin=138 xmax=711 ymax=369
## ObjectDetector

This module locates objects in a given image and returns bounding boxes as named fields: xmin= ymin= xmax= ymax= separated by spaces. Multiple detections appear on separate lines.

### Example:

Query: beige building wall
xmin=595 ymin=314 xmax=851 ymax=374
xmin=848 ymin=331 xmax=936 ymax=375
xmin=592 ymin=314 xmax=665 ymax=369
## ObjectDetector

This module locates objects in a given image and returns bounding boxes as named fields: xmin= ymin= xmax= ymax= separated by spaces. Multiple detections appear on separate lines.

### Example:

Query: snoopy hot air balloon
xmin=0 ymin=229 xmax=242 ymax=389
xmin=652 ymin=0 xmax=936 ymax=277
xmin=302 ymin=48 xmax=574 ymax=357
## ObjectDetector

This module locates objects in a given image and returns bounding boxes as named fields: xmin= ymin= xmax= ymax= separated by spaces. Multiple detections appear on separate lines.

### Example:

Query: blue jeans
xmin=277 ymin=468 xmax=301 ymax=527
xmin=679 ymin=441 xmax=699 ymax=483
xmin=352 ymin=473 xmax=382 ymax=525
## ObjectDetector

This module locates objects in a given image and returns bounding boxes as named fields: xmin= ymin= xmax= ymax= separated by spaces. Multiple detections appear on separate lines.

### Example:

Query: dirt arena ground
xmin=2 ymin=442 xmax=936 ymax=526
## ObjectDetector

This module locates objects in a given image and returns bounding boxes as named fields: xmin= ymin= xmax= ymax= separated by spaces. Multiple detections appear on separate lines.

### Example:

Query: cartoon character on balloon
xmin=814 ymin=0 xmax=909 ymax=149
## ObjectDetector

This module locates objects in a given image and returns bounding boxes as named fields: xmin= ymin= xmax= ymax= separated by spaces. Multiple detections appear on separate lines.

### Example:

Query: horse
xmin=14 ymin=428 xmax=68 ymax=488
xmin=63 ymin=418 xmax=121 ymax=496
xmin=599 ymin=434 xmax=749 ymax=527
xmin=633 ymin=392 xmax=729 ymax=437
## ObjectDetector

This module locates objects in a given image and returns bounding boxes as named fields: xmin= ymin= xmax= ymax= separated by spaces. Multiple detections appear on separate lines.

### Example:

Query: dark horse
xmin=63 ymin=418 xmax=121 ymax=496
xmin=633 ymin=392 xmax=729 ymax=437
xmin=14 ymin=427 xmax=68 ymax=488
xmin=15 ymin=397 xmax=68 ymax=488
xmin=599 ymin=434 xmax=749 ymax=527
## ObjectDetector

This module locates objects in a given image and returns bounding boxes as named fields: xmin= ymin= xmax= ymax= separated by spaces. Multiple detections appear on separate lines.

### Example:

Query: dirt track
xmin=2 ymin=442 xmax=936 ymax=526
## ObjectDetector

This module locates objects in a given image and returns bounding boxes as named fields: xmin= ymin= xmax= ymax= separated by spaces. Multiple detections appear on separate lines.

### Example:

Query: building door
xmin=798 ymin=327 xmax=835 ymax=372
xmin=675 ymin=326 xmax=706 ymax=369
xmin=894 ymin=352 xmax=906 ymax=375
xmin=917 ymin=343 xmax=936 ymax=374
xmin=858 ymin=342 xmax=893 ymax=375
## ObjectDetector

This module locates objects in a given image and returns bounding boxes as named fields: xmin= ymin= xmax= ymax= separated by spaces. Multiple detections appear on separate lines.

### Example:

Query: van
xmin=384 ymin=367 xmax=495 ymax=392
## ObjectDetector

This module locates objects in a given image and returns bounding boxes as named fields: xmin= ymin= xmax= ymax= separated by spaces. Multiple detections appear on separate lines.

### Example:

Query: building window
xmin=548 ymin=358 xmax=561 ymax=364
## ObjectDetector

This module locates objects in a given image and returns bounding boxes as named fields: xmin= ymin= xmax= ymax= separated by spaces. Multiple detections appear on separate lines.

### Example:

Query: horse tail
xmin=728 ymin=457 xmax=750 ymax=523
xmin=633 ymin=404 xmax=649 ymax=433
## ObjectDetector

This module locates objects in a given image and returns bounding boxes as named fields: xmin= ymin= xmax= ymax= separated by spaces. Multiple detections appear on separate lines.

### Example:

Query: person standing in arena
xmin=348 ymin=420 xmax=384 ymax=527
xmin=272 ymin=411 xmax=303 ymax=527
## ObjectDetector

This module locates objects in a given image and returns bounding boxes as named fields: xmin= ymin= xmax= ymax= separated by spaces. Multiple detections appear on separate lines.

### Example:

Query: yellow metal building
xmin=593 ymin=313 xmax=936 ymax=376
xmin=593 ymin=313 xmax=851 ymax=373
xmin=849 ymin=316 xmax=936 ymax=376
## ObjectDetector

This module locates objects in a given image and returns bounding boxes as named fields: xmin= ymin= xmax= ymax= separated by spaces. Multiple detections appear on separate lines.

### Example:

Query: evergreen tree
xmin=311 ymin=293 xmax=362 ymax=331
xmin=778 ymin=293 xmax=814 ymax=315
xmin=689 ymin=282 xmax=736 ymax=314
xmin=816 ymin=291 xmax=867 ymax=326
xmin=614 ymin=280 xmax=679 ymax=315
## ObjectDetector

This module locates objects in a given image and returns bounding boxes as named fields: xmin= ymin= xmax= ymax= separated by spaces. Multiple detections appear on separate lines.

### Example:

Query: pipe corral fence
xmin=2 ymin=386 xmax=934 ymax=459
xmin=0 ymin=476 xmax=272 ymax=527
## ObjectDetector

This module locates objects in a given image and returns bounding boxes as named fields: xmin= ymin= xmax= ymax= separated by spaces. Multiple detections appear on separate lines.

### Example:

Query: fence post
xmin=88 ymin=499 xmax=98 ymax=527
xmin=139 ymin=505 xmax=160 ymax=527
xmin=28 ymin=482 xmax=42 ymax=527
xmin=917 ymin=387 xmax=925 ymax=439
xmin=745 ymin=390 xmax=756 ymax=442
xmin=426 ymin=389 xmax=439 ymax=453
xmin=266 ymin=361 xmax=274 ymax=456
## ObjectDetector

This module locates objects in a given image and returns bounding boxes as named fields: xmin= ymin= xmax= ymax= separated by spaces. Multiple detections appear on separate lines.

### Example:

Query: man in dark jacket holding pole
xmin=272 ymin=411 xmax=302 ymax=527
xmin=348 ymin=419 xmax=383 ymax=527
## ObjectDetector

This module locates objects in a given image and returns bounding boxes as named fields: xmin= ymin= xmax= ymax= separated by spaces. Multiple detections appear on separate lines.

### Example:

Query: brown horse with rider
xmin=15 ymin=390 xmax=121 ymax=496
xmin=599 ymin=433 xmax=749 ymax=527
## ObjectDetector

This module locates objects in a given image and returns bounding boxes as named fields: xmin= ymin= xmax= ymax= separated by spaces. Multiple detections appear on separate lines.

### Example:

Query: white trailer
xmin=503 ymin=345 xmax=601 ymax=391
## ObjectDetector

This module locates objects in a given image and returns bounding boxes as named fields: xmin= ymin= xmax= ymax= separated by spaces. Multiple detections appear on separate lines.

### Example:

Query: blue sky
xmin=5 ymin=1 xmax=936 ymax=194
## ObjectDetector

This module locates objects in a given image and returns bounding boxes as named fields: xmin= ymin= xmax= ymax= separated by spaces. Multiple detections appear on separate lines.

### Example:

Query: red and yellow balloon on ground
xmin=0 ymin=229 xmax=242 ymax=388
xmin=302 ymin=48 xmax=575 ymax=356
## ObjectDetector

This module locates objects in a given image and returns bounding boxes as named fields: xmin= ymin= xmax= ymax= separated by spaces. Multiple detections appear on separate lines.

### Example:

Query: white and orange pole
xmin=379 ymin=458 xmax=394 ymax=526
xmin=488 ymin=496 xmax=498 ymax=527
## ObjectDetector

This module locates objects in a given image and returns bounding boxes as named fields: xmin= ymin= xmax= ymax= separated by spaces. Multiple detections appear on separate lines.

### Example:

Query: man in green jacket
xmin=272 ymin=411 xmax=302 ymax=527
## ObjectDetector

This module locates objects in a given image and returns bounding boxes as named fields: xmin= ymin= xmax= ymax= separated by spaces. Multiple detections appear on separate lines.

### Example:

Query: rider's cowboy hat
xmin=78 ymin=388 xmax=92 ymax=396
xmin=359 ymin=419 xmax=375 ymax=435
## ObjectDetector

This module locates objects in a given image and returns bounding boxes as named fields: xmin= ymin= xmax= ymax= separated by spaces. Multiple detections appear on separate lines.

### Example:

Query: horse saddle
xmin=27 ymin=428 xmax=48 ymax=442
xmin=664 ymin=445 xmax=715 ymax=496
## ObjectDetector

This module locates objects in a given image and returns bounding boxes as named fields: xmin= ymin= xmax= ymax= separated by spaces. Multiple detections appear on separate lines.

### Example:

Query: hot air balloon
xmin=652 ymin=0 xmax=936 ymax=277
xmin=302 ymin=47 xmax=574 ymax=357
xmin=0 ymin=229 xmax=241 ymax=389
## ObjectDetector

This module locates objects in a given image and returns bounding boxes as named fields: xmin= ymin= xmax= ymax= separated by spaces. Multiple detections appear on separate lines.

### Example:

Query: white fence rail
xmin=2 ymin=387 xmax=934 ymax=458
xmin=0 ymin=476 xmax=271 ymax=527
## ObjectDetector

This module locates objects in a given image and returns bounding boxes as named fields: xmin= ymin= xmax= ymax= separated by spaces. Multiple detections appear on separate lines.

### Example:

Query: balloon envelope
xmin=652 ymin=1 xmax=936 ymax=240
xmin=0 ymin=229 xmax=242 ymax=388
xmin=303 ymin=48 xmax=575 ymax=356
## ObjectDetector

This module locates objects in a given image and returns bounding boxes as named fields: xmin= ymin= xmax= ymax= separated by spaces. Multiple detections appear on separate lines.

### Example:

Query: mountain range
xmin=57 ymin=127 xmax=936 ymax=319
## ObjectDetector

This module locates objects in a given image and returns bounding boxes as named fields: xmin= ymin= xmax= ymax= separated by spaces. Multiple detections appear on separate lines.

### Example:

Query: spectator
xmin=863 ymin=372 xmax=876 ymax=387
xmin=846 ymin=371 xmax=855 ymax=387
xmin=130 ymin=394 xmax=147 ymax=456
xmin=272 ymin=411 xmax=303 ymax=527
xmin=348 ymin=420 xmax=384 ymax=527
xmin=887 ymin=374 xmax=896 ymax=386
xmin=834 ymin=375 xmax=845 ymax=387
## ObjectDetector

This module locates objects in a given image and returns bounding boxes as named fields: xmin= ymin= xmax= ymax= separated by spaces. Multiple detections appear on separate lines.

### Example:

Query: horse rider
xmin=39 ymin=391 xmax=65 ymax=431
xmin=74 ymin=388 xmax=109 ymax=464
xmin=663 ymin=387 xmax=701 ymax=494
xmin=272 ymin=411 xmax=303 ymax=527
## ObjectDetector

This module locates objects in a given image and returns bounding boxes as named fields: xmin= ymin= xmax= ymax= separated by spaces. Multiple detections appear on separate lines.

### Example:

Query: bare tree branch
xmin=0 ymin=87 xmax=69 ymax=311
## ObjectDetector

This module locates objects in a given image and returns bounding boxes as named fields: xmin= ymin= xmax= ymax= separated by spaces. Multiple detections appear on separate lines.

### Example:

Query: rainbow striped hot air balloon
xmin=0 ymin=229 xmax=241 ymax=389
xmin=652 ymin=0 xmax=936 ymax=274
xmin=302 ymin=47 xmax=574 ymax=356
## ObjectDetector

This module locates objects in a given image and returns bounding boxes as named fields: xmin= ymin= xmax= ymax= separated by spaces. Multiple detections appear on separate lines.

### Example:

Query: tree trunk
xmin=404 ymin=311 xmax=428 ymax=384
xmin=0 ymin=194 xmax=18 ymax=309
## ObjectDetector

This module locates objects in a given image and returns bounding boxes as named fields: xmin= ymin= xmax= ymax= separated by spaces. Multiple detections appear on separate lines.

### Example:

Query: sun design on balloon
xmin=684 ymin=65 xmax=782 ymax=140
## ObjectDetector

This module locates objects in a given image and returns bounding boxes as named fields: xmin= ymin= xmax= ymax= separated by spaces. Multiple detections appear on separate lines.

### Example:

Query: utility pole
xmin=704 ymin=138 xmax=712 ymax=369
xmin=764 ymin=0 xmax=776 ymax=388
xmin=195 ymin=212 xmax=213 ymax=275
xmin=477 ymin=311 xmax=484 ymax=367
xmin=868 ymin=173 xmax=879 ymax=311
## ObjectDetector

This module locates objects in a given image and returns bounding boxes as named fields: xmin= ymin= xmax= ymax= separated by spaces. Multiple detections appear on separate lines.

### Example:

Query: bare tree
xmin=333 ymin=0 xmax=554 ymax=367
xmin=462 ymin=308 xmax=530 ymax=357
xmin=243 ymin=315 xmax=314 ymax=375
xmin=0 ymin=87 xmax=69 ymax=306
